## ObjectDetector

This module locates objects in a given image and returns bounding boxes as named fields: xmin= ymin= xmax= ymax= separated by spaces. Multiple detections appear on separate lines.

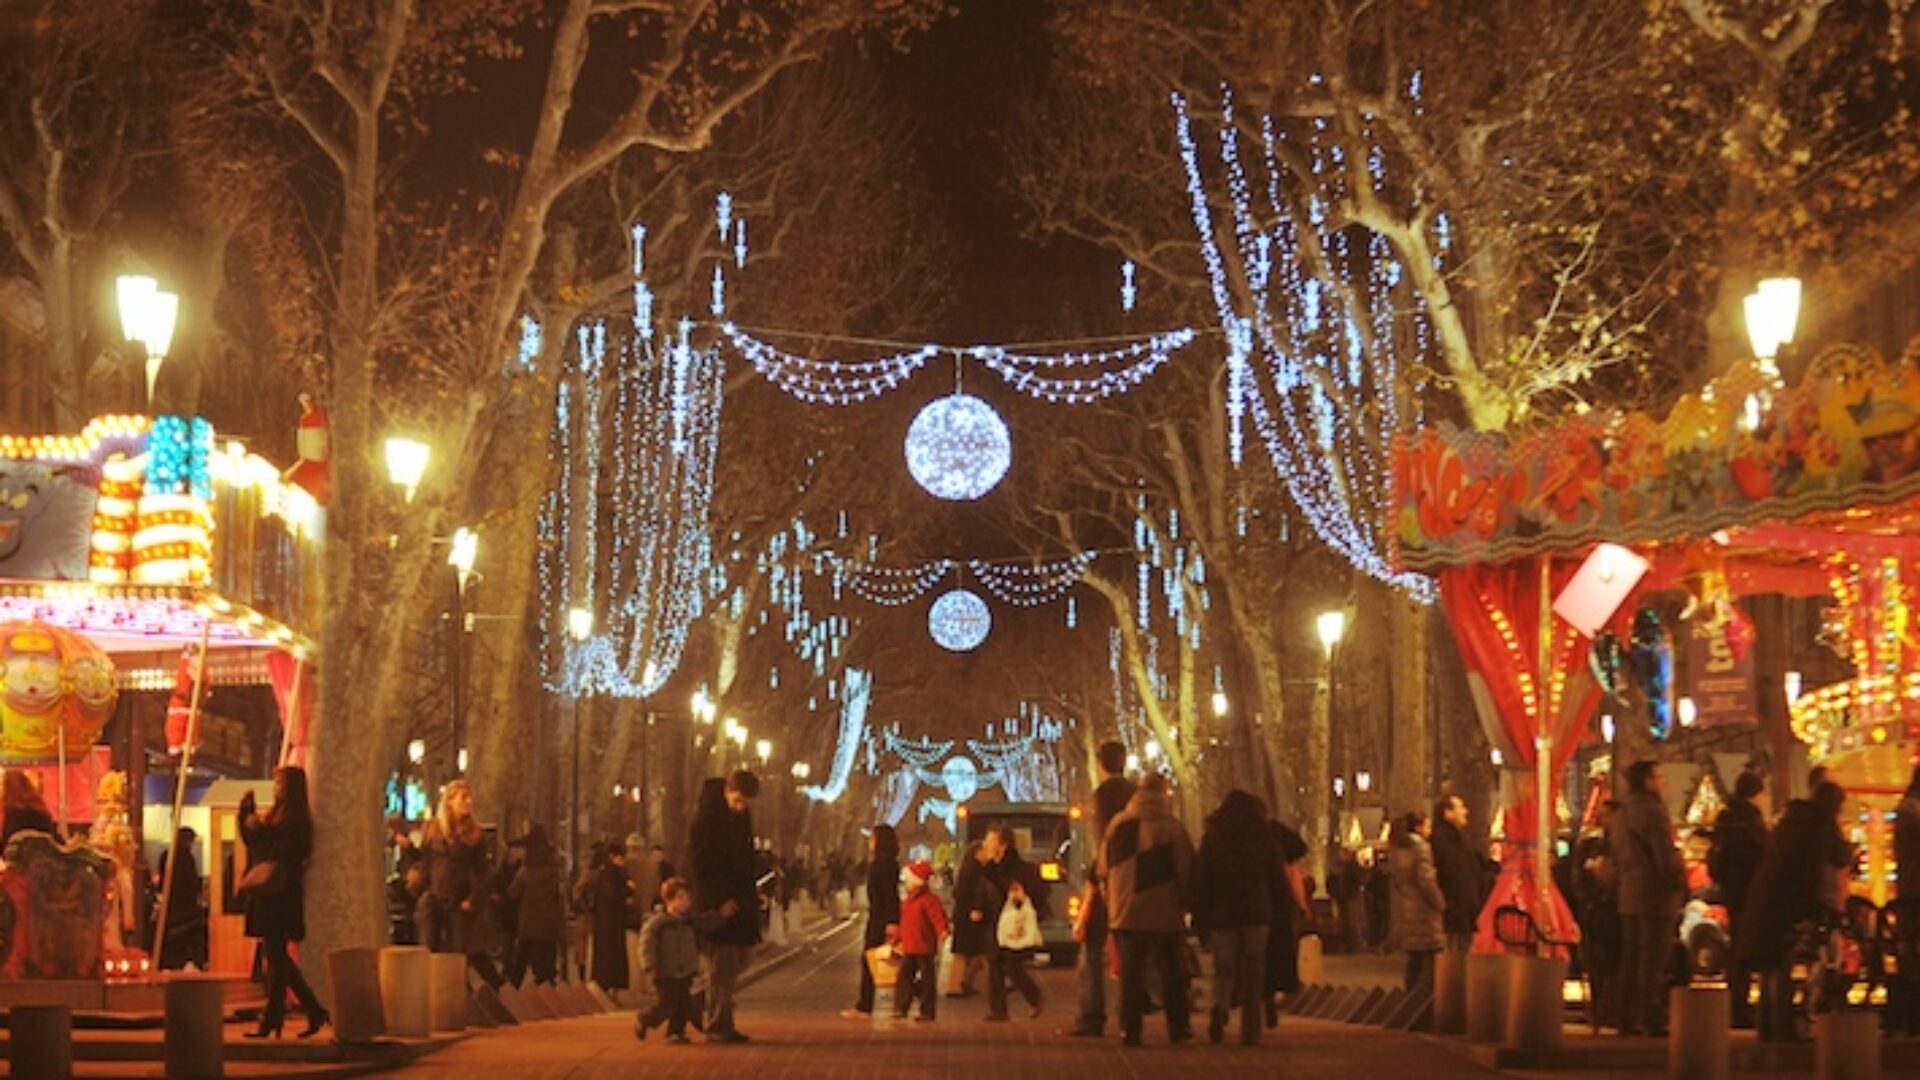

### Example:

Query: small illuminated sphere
xmin=941 ymin=757 xmax=981 ymax=803
xmin=904 ymin=393 xmax=1011 ymax=500
xmin=928 ymin=588 xmax=992 ymax=651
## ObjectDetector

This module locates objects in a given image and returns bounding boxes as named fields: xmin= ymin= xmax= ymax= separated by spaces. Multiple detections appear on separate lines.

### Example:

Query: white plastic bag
xmin=996 ymin=898 xmax=1043 ymax=952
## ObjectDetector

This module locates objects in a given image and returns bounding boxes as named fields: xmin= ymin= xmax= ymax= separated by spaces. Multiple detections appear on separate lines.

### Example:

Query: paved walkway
xmin=389 ymin=930 xmax=1503 ymax=1079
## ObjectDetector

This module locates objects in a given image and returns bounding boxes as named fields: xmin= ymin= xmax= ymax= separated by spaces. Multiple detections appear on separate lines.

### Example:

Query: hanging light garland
xmin=904 ymin=392 xmax=1012 ymax=500
xmin=968 ymin=327 xmax=1196 ymax=404
xmin=1174 ymin=89 xmax=1435 ymax=603
xmin=969 ymin=552 xmax=1097 ymax=608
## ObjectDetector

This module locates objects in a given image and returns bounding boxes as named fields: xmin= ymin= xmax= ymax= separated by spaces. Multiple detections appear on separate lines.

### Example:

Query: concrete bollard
xmin=1434 ymin=951 xmax=1469 ymax=1034
xmin=379 ymin=945 xmax=432 ymax=1037
xmin=1816 ymin=1010 xmax=1881 ymax=1080
xmin=428 ymin=952 xmax=469 ymax=1032
xmin=11 ymin=1003 xmax=73 ymax=1079
xmin=165 ymin=976 xmax=227 ymax=1079
xmin=1505 ymin=955 xmax=1567 ymax=1053
xmin=329 ymin=946 xmax=386 ymax=1043
xmin=1668 ymin=986 xmax=1729 ymax=1080
xmin=1465 ymin=952 xmax=1509 ymax=1044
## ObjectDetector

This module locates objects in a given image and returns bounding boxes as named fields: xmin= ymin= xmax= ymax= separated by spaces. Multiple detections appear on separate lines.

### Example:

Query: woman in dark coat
xmin=842 ymin=824 xmax=901 ymax=1017
xmin=1740 ymin=782 xmax=1850 ymax=1042
xmin=949 ymin=840 xmax=989 ymax=996
xmin=1264 ymin=819 xmax=1311 ymax=1024
xmin=506 ymin=824 xmax=564 ymax=986
xmin=590 ymin=842 xmax=635 ymax=991
xmin=1193 ymin=791 xmax=1280 ymax=1045
xmin=239 ymin=766 xmax=328 ymax=1039
xmin=417 ymin=780 xmax=503 ymax=988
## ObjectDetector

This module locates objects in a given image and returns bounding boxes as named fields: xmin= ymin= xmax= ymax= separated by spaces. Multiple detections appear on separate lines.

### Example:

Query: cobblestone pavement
xmin=387 ymin=929 xmax=1505 ymax=1080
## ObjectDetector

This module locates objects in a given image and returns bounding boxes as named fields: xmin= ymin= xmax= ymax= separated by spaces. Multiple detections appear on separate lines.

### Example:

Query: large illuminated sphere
xmin=941 ymin=757 xmax=981 ymax=803
xmin=928 ymin=589 xmax=992 ymax=651
xmin=904 ymin=393 xmax=1011 ymax=500
xmin=0 ymin=620 xmax=117 ymax=762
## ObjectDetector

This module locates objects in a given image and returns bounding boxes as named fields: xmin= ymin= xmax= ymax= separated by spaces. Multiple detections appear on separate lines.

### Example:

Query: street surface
xmin=388 ymin=926 xmax=1504 ymax=1079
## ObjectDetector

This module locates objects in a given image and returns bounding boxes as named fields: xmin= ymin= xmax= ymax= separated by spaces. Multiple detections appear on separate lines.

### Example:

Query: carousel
xmin=1394 ymin=301 xmax=1920 ymax=939
xmin=0 ymin=408 xmax=322 ymax=1008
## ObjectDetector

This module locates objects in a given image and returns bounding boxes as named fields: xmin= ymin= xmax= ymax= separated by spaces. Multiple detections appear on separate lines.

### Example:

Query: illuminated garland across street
xmin=802 ymin=668 xmax=871 ymax=803
xmin=717 ymin=324 xmax=1197 ymax=406
xmin=1174 ymin=89 xmax=1435 ymax=603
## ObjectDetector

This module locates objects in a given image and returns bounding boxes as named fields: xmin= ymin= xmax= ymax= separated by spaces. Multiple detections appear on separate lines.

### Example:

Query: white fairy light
xmin=710 ymin=264 xmax=725 ymax=316
xmin=734 ymin=218 xmax=748 ymax=268
xmin=968 ymin=552 xmax=1096 ymax=607
xmin=515 ymin=314 xmax=542 ymax=372
xmin=1121 ymin=259 xmax=1137 ymax=312
xmin=803 ymin=668 xmax=869 ymax=803
xmin=721 ymin=323 xmax=937 ymax=405
xmin=928 ymin=588 xmax=992 ymax=651
xmin=904 ymin=393 xmax=1011 ymax=501
xmin=715 ymin=191 xmax=733 ymax=241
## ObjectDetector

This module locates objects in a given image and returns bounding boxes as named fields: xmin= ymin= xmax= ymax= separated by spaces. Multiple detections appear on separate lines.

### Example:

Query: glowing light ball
xmin=0 ymin=620 xmax=117 ymax=762
xmin=928 ymin=589 xmax=992 ymax=651
xmin=905 ymin=393 xmax=1011 ymax=500
xmin=941 ymin=756 xmax=981 ymax=803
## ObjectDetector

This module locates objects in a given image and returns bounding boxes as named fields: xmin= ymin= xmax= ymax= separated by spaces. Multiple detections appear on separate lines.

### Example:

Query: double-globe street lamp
xmin=1309 ymin=608 xmax=1347 ymax=896
xmin=116 ymin=274 xmax=179 ymax=406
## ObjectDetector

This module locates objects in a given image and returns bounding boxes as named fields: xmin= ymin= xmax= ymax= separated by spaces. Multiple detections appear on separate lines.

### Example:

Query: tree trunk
xmin=1306 ymin=668 xmax=1331 ymax=896
xmin=1387 ymin=595 xmax=1431 ymax=820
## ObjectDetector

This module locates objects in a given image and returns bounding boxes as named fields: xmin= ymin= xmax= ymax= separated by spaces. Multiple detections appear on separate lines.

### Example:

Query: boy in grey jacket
xmin=636 ymin=878 xmax=728 ymax=1041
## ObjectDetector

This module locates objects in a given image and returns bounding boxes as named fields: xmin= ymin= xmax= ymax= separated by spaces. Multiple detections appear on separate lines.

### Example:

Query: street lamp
xmin=407 ymin=739 xmax=426 ymax=765
xmin=791 ymin=762 xmax=811 ymax=781
xmin=755 ymin=739 xmax=772 ymax=766
xmin=1316 ymin=610 xmax=1347 ymax=654
xmin=1309 ymin=607 xmax=1347 ymax=897
xmin=1356 ymin=770 xmax=1372 ymax=794
xmin=448 ymin=527 xmax=479 ymax=590
xmin=117 ymin=274 xmax=179 ymax=404
xmin=385 ymin=437 xmax=430 ymax=503
xmin=1744 ymin=276 xmax=1802 ymax=381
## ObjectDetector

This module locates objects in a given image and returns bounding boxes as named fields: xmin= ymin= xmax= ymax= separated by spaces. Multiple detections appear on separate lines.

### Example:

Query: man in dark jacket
xmin=980 ymin=824 xmax=1051 ymax=1021
xmin=1609 ymin=760 xmax=1685 ymax=1036
xmin=1709 ymin=772 xmax=1768 ymax=1028
xmin=1431 ymin=794 xmax=1485 ymax=952
xmin=1062 ymin=740 xmax=1136 ymax=1038
xmin=690 ymin=771 xmax=759 ymax=1043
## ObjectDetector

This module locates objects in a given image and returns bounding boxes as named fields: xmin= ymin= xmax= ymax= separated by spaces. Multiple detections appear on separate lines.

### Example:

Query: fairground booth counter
xmin=0 ymin=413 xmax=319 ymax=1007
xmin=1394 ymin=333 xmax=1920 ymax=956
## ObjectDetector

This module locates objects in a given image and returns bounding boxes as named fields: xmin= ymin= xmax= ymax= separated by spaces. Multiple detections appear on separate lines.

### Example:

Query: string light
xmin=802 ymin=668 xmax=870 ymax=803
xmin=969 ymin=552 xmax=1095 ymax=607
xmin=1121 ymin=260 xmax=1137 ymax=312
xmin=721 ymin=324 xmax=937 ymax=405
xmin=969 ymin=327 xmax=1195 ymax=404
xmin=904 ymin=393 xmax=1011 ymax=501
xmin=1174 ymin=89 xmax=1434 ymax=603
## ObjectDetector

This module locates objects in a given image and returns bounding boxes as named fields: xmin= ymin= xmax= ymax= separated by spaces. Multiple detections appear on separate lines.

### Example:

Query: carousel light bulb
xmin=904 ymin=393 xmax=1011 ymax=500
xmin=928 ymin=588 xmax=992 ymax=651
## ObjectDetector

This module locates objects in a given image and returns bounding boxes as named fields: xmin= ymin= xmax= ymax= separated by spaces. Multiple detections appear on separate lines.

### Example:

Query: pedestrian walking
xmin=892 ymin=859 xmax=950 ymax=1021
xmin=417 ymin=780 xmax=504 ymax=988
xmin=977 ymin=823 xmax=1049 ymax=1021
xmin=1609 ymin=760 xmax=1686 ymax=1036
xmin=1387 ymin=810 xmax=1445 ymax=992
xmin=1431 ymin=794 xmax=1484 ymax=953
xmin=1263 ymin=818 xmax=1311 ymax=1025
xmin=506 ymin=824 xmax=564 ymax=986
xmin=843 ymin=824 xmax=902 ymax=1019
xmin=691 ymin=770 xmax=761 ymax=1043
xmin=1192 ymin=789 xmax=1279 ymax=1045
xmin=635 ymin=878 xmax=715 ymax=1043
xmin=948 ymin=839 xmax=989 ymax=998
xmin=1708 ymin=772 xmax=1768 ymax=1028
xmin=1061 ymin=740 xmax=1135 ymax=1038
xmin=1739 ymin=781 xmax=1849 ymax=1042
xmin=1098 ymin=773 xmax=1194 ymax=1048
xmin=238 ymin=766 xmax=330 ymax=1039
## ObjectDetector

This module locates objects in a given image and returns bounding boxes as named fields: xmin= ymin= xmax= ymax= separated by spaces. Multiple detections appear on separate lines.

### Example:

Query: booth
xmin=0 ymin=411 xmax=321 ymax=1007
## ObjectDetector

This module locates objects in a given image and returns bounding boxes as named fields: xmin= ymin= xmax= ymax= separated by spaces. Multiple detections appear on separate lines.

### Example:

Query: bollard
xmin=165 ymin=976 xmax=226 ymax=1079
xmin=11 ymin=1003 xmax=73 ymax=1080
xmin=1816 ymin=1010 xmax=1881 ymax=1080
xmin=1465 ymin=951 xmax=1509 ymax=1043
xmin=329 ymin=946 xmax=386 ymax=1043
xmin=428 ymin=952 xmax=469 ymax=1032
xmin=1668 ymin=986 xmax=1729 ymax=1080
xmin=1434 ymin=951 xmax=1468 ymax=1034
xmin=1505 ymin=955 xmax=1567 ymax=1053
xmin=379 ymin=945 xmax=432 ymax=1037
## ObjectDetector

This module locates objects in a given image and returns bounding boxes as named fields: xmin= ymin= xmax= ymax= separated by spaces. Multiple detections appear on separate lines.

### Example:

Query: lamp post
xmin=116 ymin=275 xmax=179 ymax=406
xmin=1310 ymin=609 xmax=1347 ymax=896
xmin=446 ymin=526 xmax=478 ymax=780
xmin=1743 ymin=276 xmax=1802 ymax=383
xmin=567 ymin=606 xmax=592 ymax=870
xmin=384 ymin=437 xmax=431 ymax=503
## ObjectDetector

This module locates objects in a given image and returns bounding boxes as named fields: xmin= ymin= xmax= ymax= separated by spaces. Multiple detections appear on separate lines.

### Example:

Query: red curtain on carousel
xmin=1439 ymin=559 xmax=1621 ymax=950
xmin=264 ymin=651 xmax=314 ymax=771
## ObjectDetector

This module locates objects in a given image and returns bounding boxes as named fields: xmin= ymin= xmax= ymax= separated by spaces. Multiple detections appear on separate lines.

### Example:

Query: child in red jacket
xmin=893 ymin=860 xmax=950 ymax=1021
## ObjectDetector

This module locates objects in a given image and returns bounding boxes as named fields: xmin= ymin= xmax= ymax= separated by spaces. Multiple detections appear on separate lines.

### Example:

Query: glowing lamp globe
xmin=905 ymin=393 xmax=1011 ymax=500
xmin=942 ymin=757 xmax=981 ymax=803
xmin=0 ymin=620 xmax=117 ymax=762
xmin=928 ymin=589 xmax=992 ymax=651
